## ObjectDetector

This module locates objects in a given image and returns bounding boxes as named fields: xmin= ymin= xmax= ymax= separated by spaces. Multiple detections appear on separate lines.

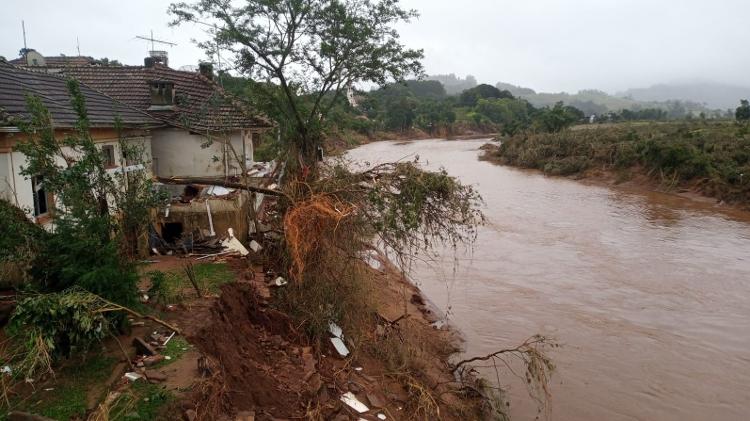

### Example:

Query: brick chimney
xmin=144 ymin=56 xmax=156 ymax=68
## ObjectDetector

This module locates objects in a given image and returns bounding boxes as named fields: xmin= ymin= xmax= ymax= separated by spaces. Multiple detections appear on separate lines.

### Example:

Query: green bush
xmin=493 ymin=121 xmax=750 ymax=205
xmin=8 ymin=290 xmax=110 ymax=359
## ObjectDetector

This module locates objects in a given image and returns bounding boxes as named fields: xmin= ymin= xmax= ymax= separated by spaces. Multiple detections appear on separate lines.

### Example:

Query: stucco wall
xmin=151 ymin=128 xmax=256 ymax=178
xmin=2 ymin=135 xmax=151 ymax=222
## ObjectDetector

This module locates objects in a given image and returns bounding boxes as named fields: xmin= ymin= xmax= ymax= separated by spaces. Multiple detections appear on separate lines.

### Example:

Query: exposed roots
xmin=283 ymin=193 xmax=357 ymax=283
xmin=193 ymin=356 xmax=228 ymax=421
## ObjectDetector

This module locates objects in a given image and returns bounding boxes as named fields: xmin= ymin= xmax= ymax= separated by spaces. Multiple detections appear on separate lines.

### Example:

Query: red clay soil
xmin=184 ymin=282 xmax=314 ymax=419
xmin=171 ymin=262 xmax=487 ymax=421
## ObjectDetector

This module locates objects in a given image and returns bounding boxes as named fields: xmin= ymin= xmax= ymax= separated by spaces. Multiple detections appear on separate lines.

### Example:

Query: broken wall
xmin=156 ymin=191 xmax=250 ymax=245
xmin=151 ymin=128 xmax=255 ymax=178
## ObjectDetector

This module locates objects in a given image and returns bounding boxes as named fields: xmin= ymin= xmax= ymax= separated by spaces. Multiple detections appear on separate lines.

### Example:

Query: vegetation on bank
xmin=490 ymin=121 xmax=750 ymax=206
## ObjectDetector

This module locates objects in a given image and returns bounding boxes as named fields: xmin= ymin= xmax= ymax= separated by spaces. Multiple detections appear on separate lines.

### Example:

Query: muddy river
xmin=347 ymin=138 xmax=750 ymax=421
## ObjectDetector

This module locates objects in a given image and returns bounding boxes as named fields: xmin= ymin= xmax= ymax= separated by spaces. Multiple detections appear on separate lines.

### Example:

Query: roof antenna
xmin=135 ymin=30 xmax=177 ymax=51
xmin=22 ymin=20 xmax=28 ymax=51
xmin=135 ymin=30 xmax=177 ymax=67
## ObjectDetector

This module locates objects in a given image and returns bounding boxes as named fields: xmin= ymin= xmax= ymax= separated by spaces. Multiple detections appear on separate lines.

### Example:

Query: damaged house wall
xmin=156 ymin=189 xmax=250 ymax=245
xmin=150 ymin=127 xmax=255 ymax=178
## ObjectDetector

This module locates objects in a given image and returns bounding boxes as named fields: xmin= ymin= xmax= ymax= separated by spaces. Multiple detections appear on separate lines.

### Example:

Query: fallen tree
xmin=156 ymin=176 xmax=286 ymax=197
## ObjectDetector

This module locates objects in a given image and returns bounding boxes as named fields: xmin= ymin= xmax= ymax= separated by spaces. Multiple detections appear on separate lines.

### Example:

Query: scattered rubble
xmin=340 ymin=391 xmax=369 ymax=413
xmin=328 ymin=321 xmax=350 ymax=358
xmin=132 ymin=337 xmax=156 ymax=356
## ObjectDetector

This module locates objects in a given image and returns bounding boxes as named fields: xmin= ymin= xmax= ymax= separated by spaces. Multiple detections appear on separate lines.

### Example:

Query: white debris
xmin=222 ymin=228 xmax=250 ymax=256
xmin=124 ymin=372 xmax=144 ymax=382
xmin=205 ymin=185 xmax=234 ymax=196
xmin=361 ymin=250 xmax=383 ymax=271
xmin=249 ymin=240 xmax=262 ymax=253
xmin=1 ymin=366 xmax=11 ymax=375
xmin=340 ymin=392 xmax=369 ymax=413
xmin=329 ymin=322 xmax=344 ymax=339
xmin=431 ymin=320 xmax=446 ymax=330
xmin=273 ymin=277 xmax=288 ymax=287
xmin=377 ymin=414 xmax=387 ymax=420
xmin=331 ymin=337 xmax=350 ymax=357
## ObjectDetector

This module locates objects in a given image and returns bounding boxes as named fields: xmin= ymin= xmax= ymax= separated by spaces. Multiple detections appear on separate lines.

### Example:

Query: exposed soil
xmin=157 ymin=253 xmax=485 ymax=421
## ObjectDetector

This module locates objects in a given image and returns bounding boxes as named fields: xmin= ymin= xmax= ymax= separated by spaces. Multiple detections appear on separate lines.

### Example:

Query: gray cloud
xmin=2 ymin=0 xmax=748 ymax=93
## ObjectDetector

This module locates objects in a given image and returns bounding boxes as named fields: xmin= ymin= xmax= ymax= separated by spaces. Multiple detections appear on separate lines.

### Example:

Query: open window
xmin=31 ymin=175 xmax=50 ymax=218
xmin=149 ymin=80 xmax=174 ymax=107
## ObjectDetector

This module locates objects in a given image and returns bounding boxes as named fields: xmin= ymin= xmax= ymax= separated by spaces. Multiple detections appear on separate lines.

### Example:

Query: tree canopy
xmin=736 ymin=99 xmax=750 ymax=121
xmin=169 ymin=0 xmax=424 ymax=175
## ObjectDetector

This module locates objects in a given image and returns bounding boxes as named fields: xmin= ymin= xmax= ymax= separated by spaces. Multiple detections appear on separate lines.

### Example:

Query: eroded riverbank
xmin=347 ymin=138 xmax=750 ymax=421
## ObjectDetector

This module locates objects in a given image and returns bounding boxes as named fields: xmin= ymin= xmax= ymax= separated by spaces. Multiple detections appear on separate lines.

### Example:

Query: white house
xmin=60 ymin=56 xmax=274 ymax=179
xmin=0 ymin=61 xmax=161 ymax=225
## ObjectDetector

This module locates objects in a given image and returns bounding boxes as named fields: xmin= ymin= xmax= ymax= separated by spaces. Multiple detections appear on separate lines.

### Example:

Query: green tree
xmin=169 ymin=0 xmax=423 ymax=177
xmin=459 ymin=84 xmax=512 ymax=107
xmin=13 ymin=80 xmax=161 ymax=304
xmin=532 ymin=102 xmax=583 ymax=133
xmin=736 ymin=99 xmax=750 ymax=121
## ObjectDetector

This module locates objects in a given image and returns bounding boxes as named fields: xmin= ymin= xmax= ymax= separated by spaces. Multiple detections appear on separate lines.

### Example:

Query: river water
xmin=347 ymin=138 xmax=750 ymax=421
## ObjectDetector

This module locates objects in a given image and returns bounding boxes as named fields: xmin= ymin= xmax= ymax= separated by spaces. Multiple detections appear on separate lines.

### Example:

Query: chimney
xmin=199 ymin=62 xmax=213 ymax=79
xmin=148 ymin=50 xmax=169 ymax=67
xmin=144 ymin=56 xmax=156 ymax=68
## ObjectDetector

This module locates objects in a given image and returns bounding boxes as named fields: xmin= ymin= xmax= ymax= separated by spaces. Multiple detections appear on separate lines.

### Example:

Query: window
xmin=149 ymin=81 xmax=174 ymax=106
xmin=101 ymin=145 xmax=116 ymax=168
xmin=31 ymin=175 xmax=49 ymax=217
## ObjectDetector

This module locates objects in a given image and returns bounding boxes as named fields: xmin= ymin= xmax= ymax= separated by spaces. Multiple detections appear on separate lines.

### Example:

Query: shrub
xmin=8 ymin=289 xmax=111 ymax=359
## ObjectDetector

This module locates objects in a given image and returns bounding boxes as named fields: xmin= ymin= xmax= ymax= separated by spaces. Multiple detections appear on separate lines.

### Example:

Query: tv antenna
xmin=135 ymin=30 xmax=177 ymax=51
xmin=22 ymin=20 xmax=28 ymax=50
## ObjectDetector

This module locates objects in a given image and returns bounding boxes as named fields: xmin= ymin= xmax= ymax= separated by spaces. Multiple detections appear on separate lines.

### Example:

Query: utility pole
xmin=76 ymin=37 xmax=81 ymax=56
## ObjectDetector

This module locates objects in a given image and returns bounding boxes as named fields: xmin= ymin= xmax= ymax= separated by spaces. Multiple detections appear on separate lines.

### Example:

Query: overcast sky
xmin=2 ymin=0 xmax=748 ymax=93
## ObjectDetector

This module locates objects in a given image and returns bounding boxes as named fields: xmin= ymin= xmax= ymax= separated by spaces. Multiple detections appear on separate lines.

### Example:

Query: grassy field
xmin=491 ymin=121 xmax=750 ymax=206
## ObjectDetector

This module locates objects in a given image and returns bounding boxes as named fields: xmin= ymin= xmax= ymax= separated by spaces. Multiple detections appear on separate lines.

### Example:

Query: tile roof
xmin=9 ymin=55 xmax=95 ymax=67
xmin=0 ymin=62 xmax=160 ymax=129
xmin=61 ymin=64 xmax=274 ymax=132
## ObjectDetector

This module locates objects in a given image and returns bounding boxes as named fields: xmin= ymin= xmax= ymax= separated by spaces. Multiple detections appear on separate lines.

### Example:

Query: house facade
xmin=59 ymin=57 xmax=274 ymax=179
xmin=0 ymin=61 xmax=161 ymax=224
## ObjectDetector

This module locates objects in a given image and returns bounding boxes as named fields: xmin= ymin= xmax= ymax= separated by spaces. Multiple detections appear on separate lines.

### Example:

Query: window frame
xmin=149 ymin=81 xmax=175 ymax=106
xmin=101 ymin=144 xmax=117 ymax=168
xmin=31 ymin=175 xmax=51 ymax=219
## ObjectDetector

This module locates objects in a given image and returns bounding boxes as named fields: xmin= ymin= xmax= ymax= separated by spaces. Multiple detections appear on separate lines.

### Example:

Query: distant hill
xmin=426 ymin=74 xmax=477 ymax=95
xmin=493 ymin=82 xmax=720 ymax=117
xmin=618 ymin=82 xmax=750 ymax=110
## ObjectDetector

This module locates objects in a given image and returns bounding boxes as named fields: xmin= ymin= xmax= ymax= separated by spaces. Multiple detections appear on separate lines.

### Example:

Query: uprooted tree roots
xmin=283 ymin=194 xmax=357 ymax=283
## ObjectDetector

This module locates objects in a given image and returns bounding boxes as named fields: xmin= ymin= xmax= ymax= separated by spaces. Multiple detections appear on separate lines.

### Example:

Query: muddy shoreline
xmin=480 ymin=142 xmax=750 ymax=214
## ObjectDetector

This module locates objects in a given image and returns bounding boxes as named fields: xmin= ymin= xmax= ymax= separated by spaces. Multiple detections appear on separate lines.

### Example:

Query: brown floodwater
xmin=347 ymin=139 xmax=750 ymax=421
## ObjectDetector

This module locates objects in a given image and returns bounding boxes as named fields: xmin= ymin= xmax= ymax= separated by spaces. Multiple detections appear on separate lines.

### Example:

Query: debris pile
xmin=182 ymin=282 xmax=400 ymax=420
xmin=124 ymin=329 xmax=179 ymax=385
